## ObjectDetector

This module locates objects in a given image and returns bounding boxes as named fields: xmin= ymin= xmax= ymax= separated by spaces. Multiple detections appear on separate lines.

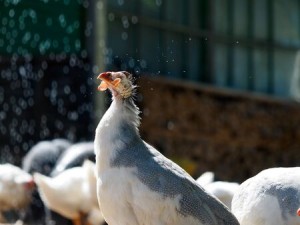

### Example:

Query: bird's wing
xmin=131 ymin=143 xmax=239 ymax=225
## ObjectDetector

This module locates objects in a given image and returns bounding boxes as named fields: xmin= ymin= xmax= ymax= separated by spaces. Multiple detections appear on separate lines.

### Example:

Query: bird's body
xmin=232 ymin=167 xmax=300 ymax=225
xmin=51 ymin=142 xmax=95 ymax=177
xmin=34 ymin=161 xmax=104 ymax=225
xmin=21 ymin=139 xmax=72 ymax=225
xmin=95 ymin=71 xmax=239 ymax=225
xmin=22 ymin=139 xmax=71 ymax=176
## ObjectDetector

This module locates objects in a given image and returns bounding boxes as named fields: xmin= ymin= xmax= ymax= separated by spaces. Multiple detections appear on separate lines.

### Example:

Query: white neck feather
xmin=94 ymin=96 xmax=140 ymax=173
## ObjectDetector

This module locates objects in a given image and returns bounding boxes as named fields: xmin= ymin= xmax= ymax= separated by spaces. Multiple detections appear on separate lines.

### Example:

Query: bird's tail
xmin=33 ymin=173 xmax=61 ymax=210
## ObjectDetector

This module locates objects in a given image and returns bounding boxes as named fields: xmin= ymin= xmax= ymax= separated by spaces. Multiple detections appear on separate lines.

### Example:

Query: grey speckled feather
xmin=266 ymin=185 xmax=300 ymax=220
xmin=109 ymin=98 xmax=239 ymax=225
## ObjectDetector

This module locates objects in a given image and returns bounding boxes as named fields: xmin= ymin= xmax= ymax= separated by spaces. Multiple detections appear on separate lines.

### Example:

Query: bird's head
xmin=97 ymin=71 xmax=135 ymax=98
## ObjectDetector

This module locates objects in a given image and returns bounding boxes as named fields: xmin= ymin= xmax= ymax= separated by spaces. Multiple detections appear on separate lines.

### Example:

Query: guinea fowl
xmin=94 ymin=71 xmax=240 ymax=225
xmin=22 ymin=139 xmax=72 ymax=225
xmin=0 ymin=164 xmax=35 ymax=223
xmin=51 ymin=142 xmax=95 ymax=177
xmin=232 ymin=167 xmax=300 ymax=225
xmin=202 ymin=181 xmax=239 ymax=210
xmin=22 ymin=139 xmax=71 ymax=176
xmin=34 ymin=160 xmax=104 ymax=225
xmin=196 ymin=172 xmax=239 ymax=210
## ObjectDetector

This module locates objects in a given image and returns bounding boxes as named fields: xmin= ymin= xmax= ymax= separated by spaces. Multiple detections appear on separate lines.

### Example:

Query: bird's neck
xmin=94 ymin=96 xmax=141 ymax=172
xmin=114 ymin=96 xmax=141 ymax=130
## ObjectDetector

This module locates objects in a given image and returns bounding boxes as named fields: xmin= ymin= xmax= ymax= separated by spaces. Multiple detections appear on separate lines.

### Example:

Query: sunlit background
xmin=1 ymin=0 xmax=300 ymax=173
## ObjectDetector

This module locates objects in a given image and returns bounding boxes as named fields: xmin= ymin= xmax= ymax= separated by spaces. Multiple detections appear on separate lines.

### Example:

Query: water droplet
xmin=140 ymin=60 xmax=147 ymax=68
xmin=156 ymin=0 xmax=162 ymax=6
xmin=19 ymin=66 xmax=26 ymax=76
xmin=121 ymin=32 xmax=128 ymax=40
xmin=9 ymin=9 xmax=15 ymax=18
xmin=63 ymin=0 xmax=70 ymax=5
xmin=64 ymin=85 xmax=71 ymax=94
xmin=128 ymin=58 xmax=135 ymax=68
xmin=68 ymin=111 xmax=78 ymax=120
xmin=46 ymin=17 xmax=53 ymax=26
xmin=58 ymin=14 xmax=66 ymax=27
xmin=131 ymin=16 xmax=138 ymax=24
xmin=122 ymin=16 xmax=129 ymax=29
xmin=108 ymin=13 xmax=115 ymax=21
xmin=82 ymin=0 xmax=89 ymax=8
xmin=22 ymin=32 xmax=31 ymax=43
xmin=167 ymin=121 xmax=175 ymax=130
xmin=9 ymin=19 xmax=15 ymax=28
xmin=2 ymin=17 xmax=8 ymax=26
xmin=63 ymin=65 xmax=69 ymax=74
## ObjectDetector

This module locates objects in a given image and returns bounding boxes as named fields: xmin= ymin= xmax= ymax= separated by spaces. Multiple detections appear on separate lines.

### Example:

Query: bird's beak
xmin=97 ymin=72 xmax=121 ymax=91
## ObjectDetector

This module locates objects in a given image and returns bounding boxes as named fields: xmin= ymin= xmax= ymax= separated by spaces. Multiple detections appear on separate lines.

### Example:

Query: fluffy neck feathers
xmin=105 ymin=92 xmax=140 ymax=134
xmin=114 ymin=96 xmax=140 ymax=131
xmin=95 ymin=94 xmax=141 ymax=171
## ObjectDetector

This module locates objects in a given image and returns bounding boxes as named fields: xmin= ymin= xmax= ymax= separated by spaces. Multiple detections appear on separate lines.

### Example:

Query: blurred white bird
xmin=196 ymin=171 xmax=215 ymax=186
xmin=22 ymin=139 xmax=71 ymax=176
xmin=34 ymin=160 xmax=104 ymax=225
xmin=21 ymin=139 xmax=72 ymax=225
xmin=0 ymin=163 xmax=34 ymax=222
xmin=232 ymin=167 xmax=300 ymax=225
xmin=196 ymin=172 xmax=239 ymax=210
xmin=51 ymin=142 xmax=95 ymax=177
xmin=203 ymin=181 xmax=239 ymax=210
xmin=94 ymin=71 xmax=240 ymax=225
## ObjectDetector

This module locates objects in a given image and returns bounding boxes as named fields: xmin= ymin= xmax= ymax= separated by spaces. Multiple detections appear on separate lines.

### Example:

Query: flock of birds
xmin=0 ymin=140 xmax=105 ymax=225
xmin=0 ymin=71 xmax=300 ymax=225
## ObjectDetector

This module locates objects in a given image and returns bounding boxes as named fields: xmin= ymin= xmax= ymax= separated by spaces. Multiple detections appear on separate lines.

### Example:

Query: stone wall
xmin=136 ymin=76 xmax=300 ymax=183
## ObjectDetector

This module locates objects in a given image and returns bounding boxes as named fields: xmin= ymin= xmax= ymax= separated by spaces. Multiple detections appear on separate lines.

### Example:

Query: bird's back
xmin=108 ymin=139 xmax=239 ymax=225
xmin=232 ymin=167 xmax=300 ymax=225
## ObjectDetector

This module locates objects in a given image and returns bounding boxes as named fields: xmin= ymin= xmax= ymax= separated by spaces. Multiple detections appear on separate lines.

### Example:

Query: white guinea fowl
xmin=0 ymin=163 xmax=34 ymax=222
xmin=232 ymin=167 xmax=300 ymax=225
xmin=34 ymin=160 xmax=104 ymax=225
xmin=94 ymin=71 xmax=240 ymax=225
xmin=196 ymin=172 xmax=239 ymax=210
xmin=51 ymin=142 xmax=95 ymax=177
xmin=203 ymin=181 xmax=239 ymax=210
